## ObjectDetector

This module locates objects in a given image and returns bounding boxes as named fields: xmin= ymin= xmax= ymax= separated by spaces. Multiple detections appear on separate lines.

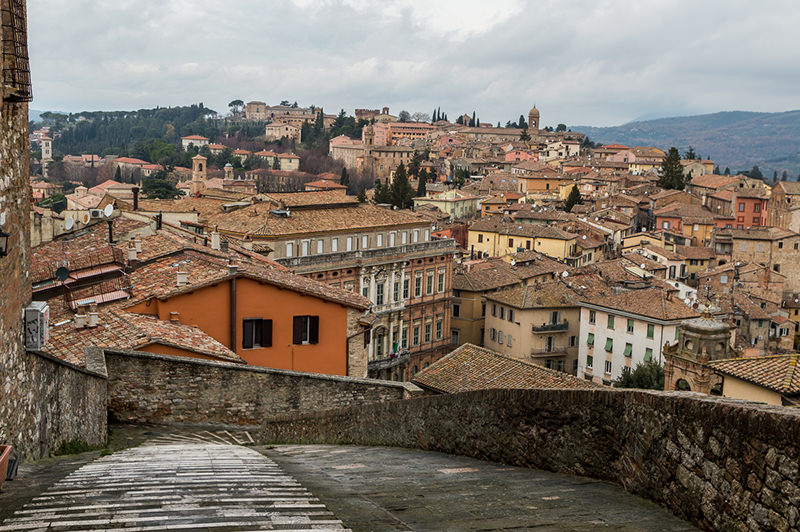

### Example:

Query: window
xmin=376 ymin=283 xmax=384 ymax=305
xmin=587 ymin=355 xmax=594 ymax=369
xmin=623 ymin=343 xmax=632 ymax=357
xmin=507 ymin=334 xmax=512 ymax=347
xmin=508 ymin=309 xmax=515 ymax=323
xmin=720 ymin=274 xmax=728 ymax=284
xmin=242 ymin=318 xmax=272 ymax=349
xmin=647 ymin=324 xmax=654 ymax=339
xmin=662 ymin=221 xmax=670 ymax=229
xmin=605 ymin=360 xmax=612 ymax=374
xmin=424 ymin=229 xmax=430 ymax=241
xmin=436 ymin=319 xmax=443 ymax=340
xmin=426 ymin=271 xmax=434 ymax=294
xmin=316 ymin=239 xmax=324 ymax=254
xmin=500 ymin=307 xmax=506 ymax=320
xmin=362 ymin=284 xmax=369 ymax=298
xmin=490 ymin=328 xmax=497 ymax=341
xmin=478 ymin=234 xmax=484 ymax=243
xmin=607 ymin=315 xmax=615 ymax=329
xmin=393 ymin=281 xmax=400 ymax=302
xmin=292 ymin=315 xmax=319 ymax=345
xmin=346 ymin=237 xmax=353 ymax=251
xmin=740 ymin=243 xmax=746 ymax=251
xmin=413 ymin=322 xmax=421 ymax=345
xmin=452 ymin=304 xmax=460 ymax=318
xmin=589 ymin=310 xmax=596 ymax=324
xmin=362 ymin=235 xmax=369 ymax=249
xmin=403 ymin=278 xmax=410 ymax=299
xmin=754 ymin=203 xmax=760 ymax=213
xmin=331 ymin=238 xmax=338 ymax=252
xmin=402 ymin=327 xmax=408 ymax=348
xmin=569 ymin=335 xmax=576 ymax=347
xmin=401 ymin=231 xmax=408 ymax=244
xmin=550 ymin=310 xmax=559 ymax=324
xmin=587 ymin=333 xmax=595 ymax=346
xmin=451 ymin=329 xmax=459 ymax=345
xmin=437 ymin=270 xmax=445 ymax=292
xmin=778 ymin=241 xmax=783 ymax=249
xmin=627 ymin=319 xmax=634 ymax=333
xmin=285 ymin=242 xmax=294 ymax=257
xmin=739 ymin=202 xmax=745 ymax=212
xmin=424 ymin=321 xmax=432 ymax=343
xmin=498 ymin=330 xmax=504 ymax=344
xmin=774 ymin=264 xmax=781 ymax=273
xmin=644 ymin=348 xmax=653 ymax=362
xmin=389 ymin=232 xmax=396 ymax=247
xmin=481 ymin=302 xmax=486 ymax=317
xmin=604 ymin=338 xmax=614 ymax=352
xmin=492 ymin=304 xmax=497 ymax=317
xmin=413 ymin=229 xmax=419 ymax=243
xmin=509 ymin=238 xmax=514 ymax=248
xmin=301 ymin=240 xmax=309 ymax=256
xmin=414 ymin=273 xmax=422 ymax=297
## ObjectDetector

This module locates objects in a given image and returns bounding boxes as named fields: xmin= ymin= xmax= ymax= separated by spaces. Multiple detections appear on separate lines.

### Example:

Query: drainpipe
xmin=230 ymin=276 xmax=237 ymax=352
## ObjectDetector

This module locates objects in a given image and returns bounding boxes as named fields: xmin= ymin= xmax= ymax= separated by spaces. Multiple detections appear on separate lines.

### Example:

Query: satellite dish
xmin=562 ymin=271 xmax=569 ymax=278
xmin=64 ymin=216 xmax=74 ymax=231
xmin=55 ymin=266 xmax=70 ymax=281
xmin=103 ymin=204 xmax=114 ymax=217
xmin=641 ymin=264 xmax=646 ymax=269
xmin=81 ymin=212 xmax=90 ymax=224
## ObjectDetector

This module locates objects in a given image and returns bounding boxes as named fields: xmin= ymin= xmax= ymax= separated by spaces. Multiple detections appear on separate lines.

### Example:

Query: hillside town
xmin=21 ymin=102 xmax=800 ymax=405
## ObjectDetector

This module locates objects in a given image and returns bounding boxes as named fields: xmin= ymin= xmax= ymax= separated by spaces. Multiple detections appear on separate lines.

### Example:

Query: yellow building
xmin=413 ymin=190 xmax=482 ymax=220
xmin=468 ymin=217 xmax=577 ymax=260
xmin=709 ymin=354 xmax=800 ymax=406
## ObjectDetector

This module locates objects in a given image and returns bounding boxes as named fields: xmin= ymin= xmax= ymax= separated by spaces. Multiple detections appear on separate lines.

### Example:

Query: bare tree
xmin=411 ymin=112 xmax=431 ymax=123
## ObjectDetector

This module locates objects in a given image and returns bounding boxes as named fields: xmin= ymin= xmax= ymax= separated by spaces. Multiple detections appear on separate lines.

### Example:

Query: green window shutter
xmin=587 ymin=355 xmax=593 ymax=368
xmin=624 ymin=343 xmax=632 ymax=357
xmin=647 ymin=324 xmax=654 ymax=338
xmin=608 ymin=315 xmax=615 ymax=329
xmin=644 ymin=348 xmax=653 ymax=362
xmin=604 ymin=338 xmax=613 ymax=352
xmin=587 ymin=332 xmax=594 ymax=346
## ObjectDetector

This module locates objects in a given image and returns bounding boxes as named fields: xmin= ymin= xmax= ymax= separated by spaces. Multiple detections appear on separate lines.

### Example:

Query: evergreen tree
xmin=470 ymin=111 xmax=476 ymax=127
xmin=782 ymin=170 xmax=789 ymax=181
xmin=564 ymin=184 xmax=583 ymax=212
xmin=357 ymin=187 xmax=367 ymax=203
xmin=432 ymin=108 xmax=437 ymax=122
xmin=340 ymin=167 xmax=349 ymax=187
xmin=390 ymin=163 xmax=414 ymax=209
xmin=724 ymin=167 xmax=731 ymax=175
xmin=373 ymin=179 xmax=390 ymax=204
xmin=658 ymin=147 xmax=686 ymax=190
xmin=612 ymin=361 xmax=665 ymax=390
xmin=416 ymin=169 xmax=428 ymax=197
xmin=750 ymin=165 xmax=764 ymax=180
xmin=443 ymin=113 xmax=447 ymax=122
xmin=519 ymin=126 xmax=531 ymax=142
xmin=713 ymin=165 xmax=720 ymax=175
xmin=773 ymin=170 xmax=778 ymax=182
xmin=476 ymin=118 xmax=480 ymax=127
xmin=684 ymin=146 xmax=697 ymax=160
xmin=114 ymin=166 xmax=121 ymax=180
xmin=518 ymin=115 xmax=526 ymax=129
xmin=273 ymin=157 xmax=281 ymax=170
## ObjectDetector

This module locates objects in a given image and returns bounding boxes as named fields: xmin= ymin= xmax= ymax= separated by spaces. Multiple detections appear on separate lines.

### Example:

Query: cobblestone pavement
xmin=267 ymin=445 xmax=701 ymax=532
xmin=0 ymin=432 xmax=349 ymax=531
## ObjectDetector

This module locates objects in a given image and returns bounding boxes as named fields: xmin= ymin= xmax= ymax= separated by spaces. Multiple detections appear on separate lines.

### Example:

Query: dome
xmin=682 ymin=309 xmax=729 ymax=334
xmin=224 ymin=163 xmax=233 ymax=168
xmin=529 ymin=106 xmax=540 ymax=116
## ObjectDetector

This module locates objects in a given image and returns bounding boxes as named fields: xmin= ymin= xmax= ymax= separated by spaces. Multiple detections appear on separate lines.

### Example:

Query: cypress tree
xmin=724 ymin=167 xmax=731 ymax=175
xmin=390 ymin=163 xmax=414 ymax=209
xmin=416 ymin=169 xmax=428 ymax=197
xmin=340 ymin=167 xmax=349 ymax=187
xmin=471 ymin=111 xmax=476 ymax=127
xmin=658 ymin=147 xmax=686 ymax=190
xmin=357 ymin=187 xmax=367 ymax=203
xmin=564 ymin=184 xmax=583 ymax=212
xmin=713 ymin=165 xmax=720 ymax=175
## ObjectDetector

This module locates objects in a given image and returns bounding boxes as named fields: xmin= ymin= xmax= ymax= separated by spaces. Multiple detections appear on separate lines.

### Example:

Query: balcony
xmin=277 ymin=238 xmax=457 ymax=272
xmin=530 ymin=346 xmax=576 ymax=358
xmin=532 ymin=322 xmax=569 ymax=333
xmin=368 ymin=353 xmax=410 ymax=372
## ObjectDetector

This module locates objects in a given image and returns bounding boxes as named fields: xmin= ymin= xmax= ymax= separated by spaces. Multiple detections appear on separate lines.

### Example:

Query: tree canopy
xmin=612 ymin=361 xmax=665 ymax=390
xmin=564 ymin=185 xmax=583 ymax=212
xmin=390 ymin=163 xmax=414 ymax=209
xmin=658 ymin=147 xmax=686 ymax=190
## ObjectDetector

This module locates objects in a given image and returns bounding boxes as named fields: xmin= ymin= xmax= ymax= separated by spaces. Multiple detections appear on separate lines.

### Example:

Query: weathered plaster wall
xmin=260 ymin=388 xmax=800 ymax=532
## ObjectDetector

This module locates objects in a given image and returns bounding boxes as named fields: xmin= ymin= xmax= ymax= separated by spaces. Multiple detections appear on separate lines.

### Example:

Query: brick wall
xmin=260 ymin=388 xmax=800 ymax=532
xmin=103 ymin=348 xmax=420 ymax=426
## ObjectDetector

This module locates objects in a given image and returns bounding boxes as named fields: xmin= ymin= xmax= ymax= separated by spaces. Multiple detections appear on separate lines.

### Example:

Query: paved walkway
xmin=0 ymin=433 xmax=349 ymax=531
xmin=268 ymin=445 xmax=701 ymax=532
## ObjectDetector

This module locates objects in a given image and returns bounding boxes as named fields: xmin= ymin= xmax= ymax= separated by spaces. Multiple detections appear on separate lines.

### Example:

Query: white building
xmin=578 ymin=287 xmax=698 ymax=385
xmin=181 ymin=135 xmax=210 ymax=150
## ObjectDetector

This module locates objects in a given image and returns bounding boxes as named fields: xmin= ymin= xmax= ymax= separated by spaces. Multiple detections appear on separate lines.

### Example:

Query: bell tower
xmin=528 ymin=105 xmax=540 ymax=133
xmin=190 ymin=155 xmax=207 ymax=196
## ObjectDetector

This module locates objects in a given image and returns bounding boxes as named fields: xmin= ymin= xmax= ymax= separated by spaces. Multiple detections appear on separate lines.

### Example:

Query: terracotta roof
xmin=453 ymin=260 xmax=523 ymax=292
xmin=411 ymin=343 xmax=599 ymax=394
xmin=689 ymin=174 xmax=739 ymax=190
xmin=729 ymin=227 xmax=798 ymax=241
xmin=305 ymin=179 xmax=347 ymax=190
xmin=676 ymin=245 xmax=716 ymax=260
xmin=181 ymin=135 xmax=209 ymax=140
xmin=470 ymin=217 xmax=577 ymax=241
xmin=580 ymin=287 xmax=699 ymax=322
xmin=710 ymin=354 xmax=800 ymax=396
xmin=653 ymin=202 xmax=715 ymax=222
xmin=486 ymin=277 xmax=610 ymax=309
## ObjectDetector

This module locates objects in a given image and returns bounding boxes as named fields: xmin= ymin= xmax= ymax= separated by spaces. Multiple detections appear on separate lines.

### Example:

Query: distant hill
xmin=572 ymin=110 xmax=800 ymax=179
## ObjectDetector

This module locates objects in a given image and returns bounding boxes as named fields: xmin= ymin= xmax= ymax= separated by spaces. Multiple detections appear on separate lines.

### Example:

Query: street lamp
xmin=0 ymin=230 xmax=9 ymax=258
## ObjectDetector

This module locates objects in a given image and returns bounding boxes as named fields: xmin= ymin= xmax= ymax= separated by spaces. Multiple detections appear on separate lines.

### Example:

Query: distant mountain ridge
xmin=572 ymin=110 xmax=800 ymax=178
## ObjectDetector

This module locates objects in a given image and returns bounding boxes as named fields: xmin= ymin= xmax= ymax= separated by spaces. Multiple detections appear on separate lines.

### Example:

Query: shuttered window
xmin=292 ymin=315 xmax=319 ymax=345
xmin=242 ymin=318 xmax=272 ymax=349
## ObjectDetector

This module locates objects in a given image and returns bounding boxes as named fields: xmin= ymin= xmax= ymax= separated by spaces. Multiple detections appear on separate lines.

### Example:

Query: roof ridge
xmin=782 ymin=354 xmax=799 ymax=392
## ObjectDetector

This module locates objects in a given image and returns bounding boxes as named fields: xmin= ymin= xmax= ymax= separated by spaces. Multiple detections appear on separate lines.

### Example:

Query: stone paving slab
xmin=0 ymin=441 xmax=350 ymax=531
xmin=266 ymin=445 xmax=701 ymax=532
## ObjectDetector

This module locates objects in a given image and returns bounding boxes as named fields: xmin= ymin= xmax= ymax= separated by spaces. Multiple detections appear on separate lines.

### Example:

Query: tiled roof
xmin=486 ymin=277 xmax=610 ymax=309
xmin=411 ymin=343 xmax=599 ymax=394
xmin=689 ymin=174 xmax=739 ymax=190
xmin=581 ymin=287 xmax=699 ymax=321
xmin=470 ymin=217 xmax=577 ymax=240
xmin=653 ymin=202 xmax=715 ymax=222
xmin=453 ymin=260 xmax=523 ymax=292
xmin=181 ymin=135 xmax=209 ymax=140
xmin=676 ymin=246 xmax=716 ymax=260
xmin=729 ymin=227 xmax=798 ymax=241
xmin=710 ymin=354 xmax=800 ymax=395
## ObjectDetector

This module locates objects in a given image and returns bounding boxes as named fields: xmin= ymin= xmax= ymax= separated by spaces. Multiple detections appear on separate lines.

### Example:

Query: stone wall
xmin=260 ymin=388 xmax=800 ymax=532
xmin=103 ymin=348 xmax=420 ymax=426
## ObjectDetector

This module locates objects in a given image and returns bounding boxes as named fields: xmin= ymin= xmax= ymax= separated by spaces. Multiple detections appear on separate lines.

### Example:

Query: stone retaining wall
xmin=103 ymin=348 xmax=420 ymax=426
xmin=259 ymin=388 xmax=800 ymax=532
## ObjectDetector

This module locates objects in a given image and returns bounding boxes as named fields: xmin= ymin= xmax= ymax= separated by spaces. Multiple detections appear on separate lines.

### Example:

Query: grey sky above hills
xmin=28 ymin=1 xmax=800 ymax=127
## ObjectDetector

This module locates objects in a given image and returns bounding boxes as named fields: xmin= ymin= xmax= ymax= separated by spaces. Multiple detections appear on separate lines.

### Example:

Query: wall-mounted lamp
xmin=0 ymin=230 xmax=9 ymax=257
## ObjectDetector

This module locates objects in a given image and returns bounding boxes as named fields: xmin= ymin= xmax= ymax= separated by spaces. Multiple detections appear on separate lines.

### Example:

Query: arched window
xmin=676 ymin=379 xmax=691 ymax=391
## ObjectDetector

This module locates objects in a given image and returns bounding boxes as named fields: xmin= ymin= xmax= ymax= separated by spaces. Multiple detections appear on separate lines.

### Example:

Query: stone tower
xmin=41 ymin=136 xmax=52 ymax=177
xmin=190 ymin=154 xmax=207 ymax=196
xmin=224 ymin=162 xmax=233 ymax=180
xmin=663 ymin=308 xmax=736 ymax=394
xmin=528 ymin=106 xmax=540 ymax=133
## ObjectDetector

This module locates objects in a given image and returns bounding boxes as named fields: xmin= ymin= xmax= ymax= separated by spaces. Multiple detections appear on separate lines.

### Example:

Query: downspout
xmin=230 ymin=276 xmax=237 ymax=352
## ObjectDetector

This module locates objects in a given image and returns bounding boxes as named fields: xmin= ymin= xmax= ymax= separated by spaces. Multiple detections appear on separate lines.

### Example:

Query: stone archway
xmin=675 ymin=379 xmax=691 ymax=391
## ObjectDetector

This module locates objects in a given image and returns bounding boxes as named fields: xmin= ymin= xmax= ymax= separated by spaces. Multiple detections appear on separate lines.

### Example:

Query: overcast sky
xmin=27 ymin=0 xmax=800 ymax=127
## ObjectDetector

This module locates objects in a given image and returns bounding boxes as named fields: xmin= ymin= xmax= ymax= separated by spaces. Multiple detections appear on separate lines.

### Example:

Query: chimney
xmin=156 ymin=212 xmax=163 ymax=231
xmin=74 ymin=312 xmax=87 ymax=329
xmin=133 ymin=238 xmax=142 ymax=253
xmin=176 ymin=267 xmax=189 ymax=287
xmin=107 ymin=219 xmax=114 ymax=244
xmin=87 ymin=304 xmax=99 ymax=328
xmin=210 ymin=231 xmax=221 ymax=250
xmin=132 ymin=186 xmax=140 ymax=210
xmin=126 ymin=242 xmax=138 ymax=262
xmin=169 ymin=311 xmax=180 ymax=324
xmin=228 ymin=260 xmax=238 ymax=275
